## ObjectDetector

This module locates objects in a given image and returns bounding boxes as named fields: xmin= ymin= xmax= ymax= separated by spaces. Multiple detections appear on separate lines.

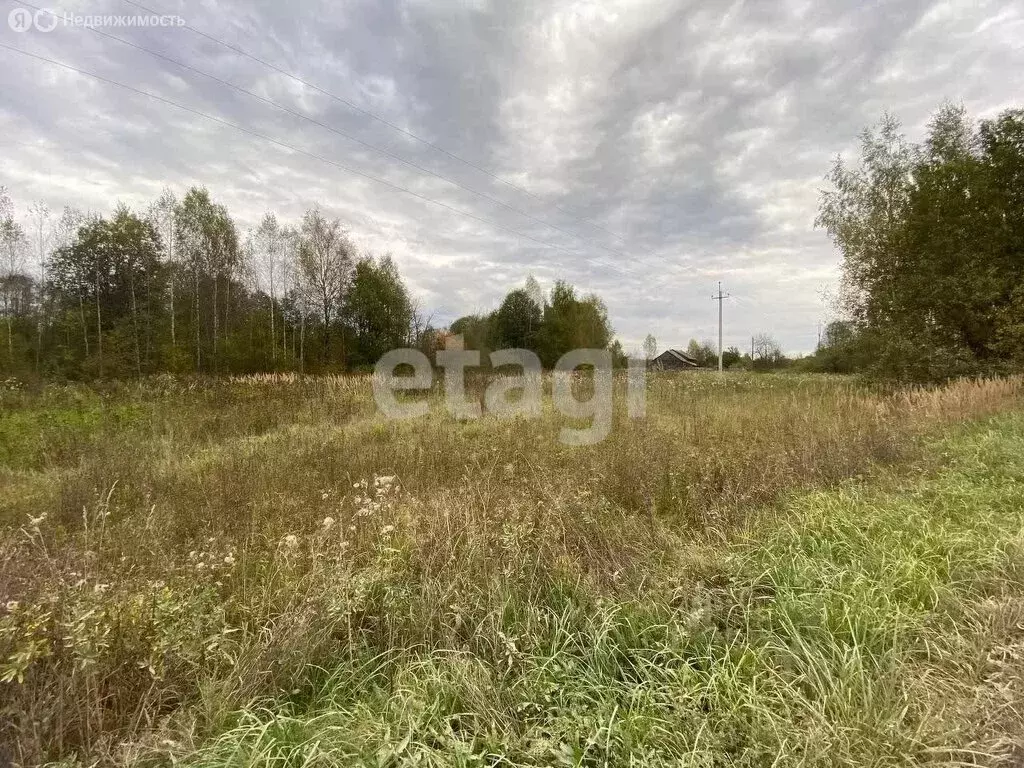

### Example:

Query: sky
xmin=1 ymin=0 xmax=1022 ymax=355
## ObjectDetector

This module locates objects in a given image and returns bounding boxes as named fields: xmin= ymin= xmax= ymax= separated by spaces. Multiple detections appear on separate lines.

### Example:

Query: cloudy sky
xmin=1 ymin=0 xmax=1022 ymax=354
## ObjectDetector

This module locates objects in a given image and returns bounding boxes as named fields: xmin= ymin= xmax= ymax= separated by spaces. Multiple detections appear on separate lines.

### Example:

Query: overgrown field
xmin=1 ymin=373 xmax=1023 ymax=766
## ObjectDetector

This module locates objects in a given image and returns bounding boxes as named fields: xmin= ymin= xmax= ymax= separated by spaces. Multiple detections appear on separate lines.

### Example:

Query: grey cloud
xmin=1 ymin=0 xmax=1021 ymax=354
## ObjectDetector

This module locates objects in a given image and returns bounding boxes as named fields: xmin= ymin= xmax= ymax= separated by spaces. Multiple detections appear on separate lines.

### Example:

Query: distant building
xmin=650 ymin=349 xmax=701 ymax=370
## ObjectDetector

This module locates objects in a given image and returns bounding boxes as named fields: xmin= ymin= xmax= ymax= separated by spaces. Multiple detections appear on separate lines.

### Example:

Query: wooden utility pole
xmin=712 ymin=282 xmax=730 ymax=372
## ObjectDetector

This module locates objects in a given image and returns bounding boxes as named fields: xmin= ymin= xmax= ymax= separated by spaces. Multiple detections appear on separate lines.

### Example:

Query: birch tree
xmin=251 ymin=213 xmax=283 ymax=362
xmin=52 ymin=207 xmax=87 ymax=358
xmin=175 ymin=188 xmax=238 ymax=372
xmin=643 ymin=333 xmax=657 ymax=360
xmin=149 ymin=189 xmax=178 ymax=348
xmin=0 ymin=190 xmax=28 ymax=366
xmin=27 ymin=202 xmax=51 ymax=370
xmin=296 ymin=206 xmax=354 ymax=366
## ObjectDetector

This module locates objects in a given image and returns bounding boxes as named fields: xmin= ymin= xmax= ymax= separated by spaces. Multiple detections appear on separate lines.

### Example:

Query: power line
xmin=0 ymin=41 xmax=635 ymax=279
xmin=16 ymin=1 xmax=641 ymax=271
xmin=732 ymin=294 xmax=821 ymax=354
xmin=731 ymin=294 xmax=778 ymax=331
xmin=119 ymin=0 xmax=641 ymax=247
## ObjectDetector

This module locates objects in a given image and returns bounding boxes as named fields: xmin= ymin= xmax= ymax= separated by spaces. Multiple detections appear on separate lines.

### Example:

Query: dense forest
xmin=0 ymin=186 xmax=622 ymax=379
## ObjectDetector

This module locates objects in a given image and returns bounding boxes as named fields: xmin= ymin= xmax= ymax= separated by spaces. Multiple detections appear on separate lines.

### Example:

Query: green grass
xmin=1 ymin=373 xmax=1023 ymax=765
xmin=175 ymin=412 xmax=1024 ymax=767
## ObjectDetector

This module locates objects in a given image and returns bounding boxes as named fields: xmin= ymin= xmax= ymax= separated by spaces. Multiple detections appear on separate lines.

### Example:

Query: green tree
xmin=818 ymin=105 xmax=1024 ymax=380
xmin=722 ymin=346 xmax=742 ymax=369
xmin=346 ymin=254 xmax=413 ymax=365
xmin=449 ymin=314 xmax=494 ymax=356
xmin=0 ymin=190 xmax=30 ymax=371
xmin=493 ymin=288 xmax=541 ymax=350
xmin=751 ymin=333 xmax=783 ymax=370
xmin=175 ymin=188 xmax=240 ymax=373
xmin=50 ymin=207 xmax=163 ymax=377
xmin=537 ymin=281 xmax=613 ymax=367
xmin=609 ymin=339 xmax=628 ymax=368
xmin=807 ymin=320 xmax=868 ymax=374
xmin=981 ymin=111 xmax=1024 ymax=364
xmin=686 ymin=338 xmax=717 ymax=367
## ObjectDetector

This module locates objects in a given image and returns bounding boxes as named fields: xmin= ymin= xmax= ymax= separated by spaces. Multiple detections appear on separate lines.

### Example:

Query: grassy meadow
xmin=2 ymin=372 xmax=1024 ymax=766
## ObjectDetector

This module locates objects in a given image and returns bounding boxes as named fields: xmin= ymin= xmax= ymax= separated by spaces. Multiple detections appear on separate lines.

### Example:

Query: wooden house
xmin=650 ymin=349 xmax=701 ymax=370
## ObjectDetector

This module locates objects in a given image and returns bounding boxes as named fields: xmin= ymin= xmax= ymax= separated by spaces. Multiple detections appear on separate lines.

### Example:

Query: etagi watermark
xmin=373 ymin=338 xmax=647 ymax=446
xmin=8 ymin=6 xmax=185 ymax=33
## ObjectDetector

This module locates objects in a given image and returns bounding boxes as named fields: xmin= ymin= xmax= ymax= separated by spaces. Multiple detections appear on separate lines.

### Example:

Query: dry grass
xmin=0 ymin=371 xmax=1022 ymax=765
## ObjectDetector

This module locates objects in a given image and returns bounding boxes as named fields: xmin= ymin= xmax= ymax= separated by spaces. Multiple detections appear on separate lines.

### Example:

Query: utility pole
xmin=712 ymin=282 xmax=730 ymax=372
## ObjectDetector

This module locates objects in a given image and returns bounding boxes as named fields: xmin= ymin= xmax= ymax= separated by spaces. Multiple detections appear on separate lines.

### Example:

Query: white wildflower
xmin=282 ymin=534 xmax=299 ymax=550
xmin=224 ymin=554 xmax=236 ymax=566
xmin=380 ymin=525 xmax=395 ymax=535
xmin=322 ymin=516 xmax=335 ymax=530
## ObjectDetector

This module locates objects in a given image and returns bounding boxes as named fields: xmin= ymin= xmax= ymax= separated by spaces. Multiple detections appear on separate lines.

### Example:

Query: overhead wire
xmin=0 ymin=40 xmax=637 ymax=279
xmin=13 ymin=1 xmax=644 ymax=277
xmin=120 ymin=0 xmax=640 ymax=248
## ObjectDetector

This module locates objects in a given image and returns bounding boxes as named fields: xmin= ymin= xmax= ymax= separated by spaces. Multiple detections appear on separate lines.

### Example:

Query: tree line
xmin=11 ymin=102 xmax=1013 ymax=384
xmin=447 ymin=276 xmax=623 ymax=368
xmin=0 ymin=185 xmax=624 ymax=379
xmin=812 ymin=104 xmax=1024 ymax=381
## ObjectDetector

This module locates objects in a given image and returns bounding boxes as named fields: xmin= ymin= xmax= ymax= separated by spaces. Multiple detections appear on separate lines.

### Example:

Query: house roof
xmin=655 ymin=349 xmax=699 ymax=366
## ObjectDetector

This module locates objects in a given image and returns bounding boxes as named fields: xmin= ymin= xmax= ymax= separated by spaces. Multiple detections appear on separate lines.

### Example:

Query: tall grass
xmin=0 ymin=372 xmax=1021 ymax=765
